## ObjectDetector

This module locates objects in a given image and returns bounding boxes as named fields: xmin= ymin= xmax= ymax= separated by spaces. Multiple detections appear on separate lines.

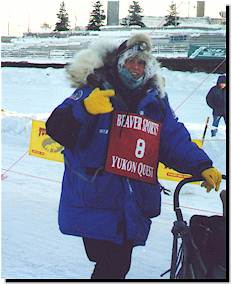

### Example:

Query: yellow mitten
xmin=84 ymin=88 xmax=115 ymax=115
xmin=201 ymin=167 xmax=222 ymax=192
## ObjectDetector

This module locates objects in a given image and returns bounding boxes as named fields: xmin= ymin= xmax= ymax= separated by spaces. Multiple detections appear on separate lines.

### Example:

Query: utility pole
xmin=27 ymin=15 xmax=30 ymax=33
xmin=175 ymin=2 xmax=177 ymax=27
xmin=75 ymin=15 xmax=77 ymax=30
xmin=8 ymin=21 xmax=10 ymax=36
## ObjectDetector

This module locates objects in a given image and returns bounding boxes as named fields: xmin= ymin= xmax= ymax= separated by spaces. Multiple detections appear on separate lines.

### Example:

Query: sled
xmin=161 ymin=175 xmax=227 ymax=280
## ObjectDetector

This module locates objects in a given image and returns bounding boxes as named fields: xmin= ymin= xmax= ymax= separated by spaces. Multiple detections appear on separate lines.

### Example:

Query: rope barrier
xmin=203 ymin=138 xmax=226 ymax=141
xmin=162 ymin=201 xmax=221 ymax=215
xmin=174 ymin=58 xmax=226 ymax=113
xmin=1 ymin=150 xmax=29 ymax=180
xmin=2 ymin=167 xmax=222 ymax=215
xmin=1 ymin=168 xmax=61 ymax=183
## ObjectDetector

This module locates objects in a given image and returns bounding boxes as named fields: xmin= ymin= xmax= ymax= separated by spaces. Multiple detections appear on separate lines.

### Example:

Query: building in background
xmin=107 ymin=1 xmax=119 ymax=25
xmin=219 ymin=11 xmax=226 ymax=24
xmin=123 ymin=15 xmax=221 ymax=28
xmin=141 ymin=16 xmax=165 ymax=28
xmin=196 ymin=1 xmax=205 ymax=17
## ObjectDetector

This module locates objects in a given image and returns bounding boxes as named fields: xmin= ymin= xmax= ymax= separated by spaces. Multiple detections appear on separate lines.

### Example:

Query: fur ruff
xmin=66 ymin=33 xmax=165 ymax=98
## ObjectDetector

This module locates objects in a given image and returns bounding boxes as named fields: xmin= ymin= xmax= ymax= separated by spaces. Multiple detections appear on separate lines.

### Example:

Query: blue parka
xmin=46 ymin=85 xmax=212 ymax=246
xmin=46 ymin=37 xmax=213 ymax=246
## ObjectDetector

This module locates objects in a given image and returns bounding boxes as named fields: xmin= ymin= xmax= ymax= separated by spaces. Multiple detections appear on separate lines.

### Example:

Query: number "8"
xmin=135 ymin=138 xmax=145 ymax=159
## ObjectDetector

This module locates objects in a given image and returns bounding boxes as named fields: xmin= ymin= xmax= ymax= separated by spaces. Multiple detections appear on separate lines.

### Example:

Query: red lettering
xmin=32 ymin=149 xmax=45 ymax=155
xmin=38 ymin=127 xmax=46 ymax=136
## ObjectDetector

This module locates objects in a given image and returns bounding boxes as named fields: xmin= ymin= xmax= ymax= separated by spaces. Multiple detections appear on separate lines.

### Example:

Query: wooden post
xmin=202 ymin=116 xmax=210 ymax=145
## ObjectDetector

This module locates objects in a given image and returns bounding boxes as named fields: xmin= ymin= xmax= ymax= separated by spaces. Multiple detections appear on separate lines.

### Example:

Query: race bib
xmin=105 ymin=111 xmax=161 ymax=184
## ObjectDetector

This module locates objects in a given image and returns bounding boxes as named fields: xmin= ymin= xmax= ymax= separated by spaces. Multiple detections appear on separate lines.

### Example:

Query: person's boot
xmin=211 ymin=128 xmax=218 ymax=137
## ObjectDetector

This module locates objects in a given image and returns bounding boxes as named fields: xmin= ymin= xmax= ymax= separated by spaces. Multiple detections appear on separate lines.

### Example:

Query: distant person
xmin=206 ymin=75 xmax=226 ymax=137
xmin=46 ymin=33 xmax=222 ymax=279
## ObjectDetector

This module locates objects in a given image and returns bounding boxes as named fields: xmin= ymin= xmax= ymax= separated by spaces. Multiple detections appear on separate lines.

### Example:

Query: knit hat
xmin=217 ymin=75 xmax=226 ymax=84
xmin=116 ymin=33 xmax=155 ymax=89
xmin=116 ymin=33 xmax=152 ymax=58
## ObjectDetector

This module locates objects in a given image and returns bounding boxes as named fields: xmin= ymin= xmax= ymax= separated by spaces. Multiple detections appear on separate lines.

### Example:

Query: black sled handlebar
xmin=174 ymin=174 xmax=226 ymax=222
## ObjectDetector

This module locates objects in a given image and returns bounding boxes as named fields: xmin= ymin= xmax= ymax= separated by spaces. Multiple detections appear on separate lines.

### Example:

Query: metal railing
xmin=1 ymin=38 xmax=226 ymax=60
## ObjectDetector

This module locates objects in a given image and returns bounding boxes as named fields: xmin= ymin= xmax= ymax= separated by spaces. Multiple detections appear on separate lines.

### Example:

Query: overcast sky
xmin=1 ymin=0 xmax=229 ymax=36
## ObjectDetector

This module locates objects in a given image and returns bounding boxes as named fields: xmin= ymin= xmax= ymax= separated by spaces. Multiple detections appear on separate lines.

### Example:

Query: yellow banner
xmin=29 ymin=120 xmax=202 ymax=183
xmin=157 ymin=139 xmax=203 ymax=182
xmin=29 ymin=120 xmax=64 ymax=162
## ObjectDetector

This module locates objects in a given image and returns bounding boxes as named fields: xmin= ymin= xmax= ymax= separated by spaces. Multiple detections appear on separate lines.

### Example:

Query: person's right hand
xmin=84 ymin=88 xmax=115 ymax=115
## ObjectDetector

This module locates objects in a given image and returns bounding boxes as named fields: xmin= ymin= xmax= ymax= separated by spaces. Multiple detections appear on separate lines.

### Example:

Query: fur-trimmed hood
xmin=66 ymin=33 xmax=165 ymax=98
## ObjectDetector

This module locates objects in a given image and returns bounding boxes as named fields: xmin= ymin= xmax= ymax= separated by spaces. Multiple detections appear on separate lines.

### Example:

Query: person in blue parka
xmin=46 ymin=33 xmax=222 ymax=279
xmin=206 ymin=75 xmax=226 ymax=137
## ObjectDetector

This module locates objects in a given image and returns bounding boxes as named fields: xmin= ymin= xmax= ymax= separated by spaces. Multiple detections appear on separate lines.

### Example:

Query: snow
xmin=2 ymin=26 xmax=226 ymax=62
xmin=1 ymin=41 xmax=227 ymax=279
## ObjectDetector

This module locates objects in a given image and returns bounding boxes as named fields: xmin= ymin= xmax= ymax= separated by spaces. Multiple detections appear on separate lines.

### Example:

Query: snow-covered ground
xmin=1 ymin=62 xmax=226 ymax=280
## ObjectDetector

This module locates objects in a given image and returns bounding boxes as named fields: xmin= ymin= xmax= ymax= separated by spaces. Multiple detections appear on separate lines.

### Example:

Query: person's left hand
xmin=201 ymin=167 xmax=222 ymax=192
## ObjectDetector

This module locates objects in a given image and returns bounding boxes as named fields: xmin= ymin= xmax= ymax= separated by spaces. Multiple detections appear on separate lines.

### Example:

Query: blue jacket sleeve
xmin=206 ymin=86 xmax=216 ymax=109
xmin=159 ymin=101 xmax=213 ymax=177
xmin=46 ymin=87 xmax=94 ymax=149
